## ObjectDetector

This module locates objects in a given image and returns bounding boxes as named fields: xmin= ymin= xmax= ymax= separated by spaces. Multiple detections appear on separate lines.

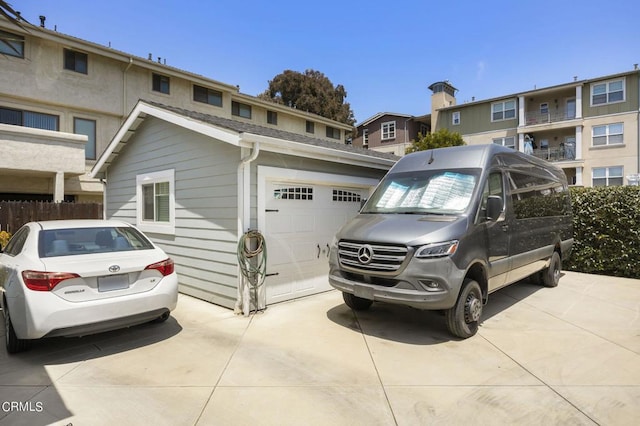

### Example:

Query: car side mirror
xmin=486 ymin=195 xmax=503 ymax=221
xmin=359 ymin=198 xmax=368 ymax=212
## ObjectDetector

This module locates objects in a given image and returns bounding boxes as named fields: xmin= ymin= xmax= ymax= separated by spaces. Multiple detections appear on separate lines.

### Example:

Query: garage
xmin=92 ymin=101 xmax=396 ymax=313
xmin=258 ymin=167 xmax=379 ymax=304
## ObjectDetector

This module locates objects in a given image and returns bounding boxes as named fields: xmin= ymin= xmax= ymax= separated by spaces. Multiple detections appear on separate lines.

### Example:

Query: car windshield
xmin=362 ymin=169 xmax=479 ymax=215
xmin=39 ymin=226 xmax=155 ymax=258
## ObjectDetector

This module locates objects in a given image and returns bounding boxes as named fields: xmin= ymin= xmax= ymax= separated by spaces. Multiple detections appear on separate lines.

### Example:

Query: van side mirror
xmin=359 ymin=198 xmax=368 ymax=211
xmin=486 ymin=195 xmax=503 ymax=221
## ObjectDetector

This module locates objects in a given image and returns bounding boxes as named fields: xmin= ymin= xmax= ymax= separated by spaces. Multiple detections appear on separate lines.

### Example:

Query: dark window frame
xmin=306 ymin=120 xmax=315 ymax=134
xmin=74 ymin=117 xmax=97 ymax=160
xmin=0 ymin=29 xmax=25 ymax=58
xmin=63 ymin=49 xmax=88 ymax=74
xmin=152 ymin=73 xmax=170 ymax=94
xmin=193 ymin=85 xmax=223 ymax=107
xmin=267 ymin=110 xmax=278 ymax=125
xmin=232 ymin=101 xmax=252 ymax=119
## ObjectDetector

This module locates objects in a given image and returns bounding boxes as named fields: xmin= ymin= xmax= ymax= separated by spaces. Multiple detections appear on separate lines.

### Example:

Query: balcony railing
xmin=529 ymin=145 xmax=577 ymax=162
xmin=525 ymin=108 xmax=576 ymax=126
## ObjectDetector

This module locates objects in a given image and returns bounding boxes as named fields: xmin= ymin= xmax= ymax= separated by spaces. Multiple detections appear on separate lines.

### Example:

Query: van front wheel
xmin=342 ymin=292 xmax=373 ymax=311
xmin=445 ymin=279 xmax=482 ymax=339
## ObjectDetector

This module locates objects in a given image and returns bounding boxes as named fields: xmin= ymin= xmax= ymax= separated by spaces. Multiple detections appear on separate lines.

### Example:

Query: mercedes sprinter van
xmin=329 ymin=144 xmax=573 ymax=338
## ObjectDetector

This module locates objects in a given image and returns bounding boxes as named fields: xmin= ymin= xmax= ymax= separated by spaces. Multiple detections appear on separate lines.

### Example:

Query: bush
xmin=0 ymin=231 xmax=10 ymax=249
xmin=567 ymin=186 xmax=640 ymax=278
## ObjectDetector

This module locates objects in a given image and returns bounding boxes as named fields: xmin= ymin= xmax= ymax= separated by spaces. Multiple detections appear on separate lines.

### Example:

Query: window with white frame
xmin=492 ymin=136 xmax=515 ymax=149
xmin=592 ymin=123 xmax=624 ymax=146
xmin=452 ymin=111 xmax=461 ymax=125
xmin=362 ymin=129 xmax=369 ymax=147
xmin=491 ymin=100 xmax=516 ymax=122
xmin=381 ymin=121 xmax=396 ymax=140
xmin=540 ymin=103 xmax=549 ymax=115
xmin=591 ymin=79 xmax=625 ymax=106
xmin=136 ymin=169 xmax=175 ymax=234
xmin=592 ymin=166 xmax=623 ymax=187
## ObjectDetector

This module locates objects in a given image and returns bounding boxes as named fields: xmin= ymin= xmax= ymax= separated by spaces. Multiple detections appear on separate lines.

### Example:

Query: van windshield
xmin=362 ymin=169 xmax=480 ymax=215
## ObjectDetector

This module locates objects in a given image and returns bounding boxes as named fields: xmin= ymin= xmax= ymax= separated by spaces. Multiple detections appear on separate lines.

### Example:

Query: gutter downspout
xmin=123 ymin=57 xmax=133 ymax=119
xmin=235 ymin=141 xmax=260 ymax=316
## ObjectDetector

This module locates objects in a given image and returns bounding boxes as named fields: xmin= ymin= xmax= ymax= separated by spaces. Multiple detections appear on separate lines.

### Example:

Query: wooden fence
xmin=0 ymin=201 xmax=103 ymax=234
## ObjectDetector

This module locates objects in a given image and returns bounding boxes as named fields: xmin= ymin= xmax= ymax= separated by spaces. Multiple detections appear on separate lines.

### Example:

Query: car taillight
xmin=145 ymin=258 xmax=174 ymax=276
xmin=22 ymin=271 xmax=80 ymax=291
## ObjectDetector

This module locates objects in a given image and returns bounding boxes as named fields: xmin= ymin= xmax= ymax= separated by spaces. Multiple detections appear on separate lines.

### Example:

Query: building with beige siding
xmin=0 ymin=17 xmax=354 ymax=202
xmin=433 ymin=70 xmax=640 ymax=187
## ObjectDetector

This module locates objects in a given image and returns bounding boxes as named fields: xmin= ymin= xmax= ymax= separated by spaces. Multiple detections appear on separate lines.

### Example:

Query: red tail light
xmin=145 ymin=258 xmax=174 ymax=276
xmin=22 ymin=271 xmax=80 ymax=291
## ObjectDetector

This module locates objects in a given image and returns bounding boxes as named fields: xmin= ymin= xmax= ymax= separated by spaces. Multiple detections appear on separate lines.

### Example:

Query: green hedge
xmin=566 ymin=185 xmax=640 ymax=278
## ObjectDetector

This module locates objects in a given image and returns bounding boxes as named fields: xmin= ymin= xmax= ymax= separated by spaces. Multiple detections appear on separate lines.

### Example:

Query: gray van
xmin=328 ymin=144 xmax=573 ymax=338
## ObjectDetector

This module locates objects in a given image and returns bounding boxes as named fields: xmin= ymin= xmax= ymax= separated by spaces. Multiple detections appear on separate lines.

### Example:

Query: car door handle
xmin=317 ymin=244 xmax=321 ymax=258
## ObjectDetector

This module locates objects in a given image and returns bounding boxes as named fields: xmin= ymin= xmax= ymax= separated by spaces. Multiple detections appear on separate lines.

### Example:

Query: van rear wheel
xmin=445 ymin=279 xmax=482 ymax=339
xmin=540 ymin=251 xmax=561 ymax=288
xmin=342 ymin=292 xmax=373 ymax=311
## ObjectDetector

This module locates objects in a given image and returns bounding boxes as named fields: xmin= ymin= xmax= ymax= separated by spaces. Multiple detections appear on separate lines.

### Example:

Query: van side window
xmin=479 ymin=172 xmax=504 ymax=221
xmin=509 ymin=172 xmax=569 ymax=219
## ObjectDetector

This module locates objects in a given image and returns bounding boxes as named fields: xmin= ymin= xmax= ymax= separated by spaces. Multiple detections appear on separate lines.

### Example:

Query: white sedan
xmin=0 ymin=220 xmax=178 ymax=353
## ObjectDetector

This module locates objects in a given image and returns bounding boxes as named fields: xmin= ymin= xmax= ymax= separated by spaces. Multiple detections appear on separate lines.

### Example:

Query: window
xmin=362 ymin=129 xmax=369 ymax=148
xmin=306 ymin=120 xmax=315 ymax=134
xmin=333 ymin=189 xmax=362 ymax=203
xmin=591 ymin=79 xmax=624 ymax=105
xmin=267 ymin=110 xmax=278 ymax=125
xmin=3 ymin=226 xmax=29 ymax=256
xmin=39 ymin=226 xmax=154 ymax=258
xmin=326 ymin=126 xmax=341 ymax=140
xmin=540 ymin=103 xmax=549 ymax=115
xmin=74 ymin=118 xmax=96 ymax=160
xmin=593 ymin=166 xmax=623 ymax=187
xmin=0 ymin=29 xmax=24 ymax=58
xmin=232 ymin=101 xmax=252 ymax=119
xmin=509 ymin=172 xmax=570 ymax=219
xmin=193 ymin=85 xmax=223 ymax=107
xmin=478 ymin=172 xmax=504 ymax=222
xmin=452 ymin=111 xmax=461 ymax=125
xmin=381 ymin=121 xmax=396 ymax=140
xmin=273 ymin=187 xmax=313 ymax=200
xmin=0 ymin=107 xmax=59 ymax=131
xmin=63 ymin=49 xmax=88 ymax=74
xmin=152 ymin=73 xmax=170 ymax=94
xmin=592 ymin=123 xmax=624 ymax=146
xmin=491 ymin=100 xmax=516 ymax=121
xmin=136 ymin=169 xmax=175 ymax=234
xmin=492 ymin=136 xmax=515 ymax=149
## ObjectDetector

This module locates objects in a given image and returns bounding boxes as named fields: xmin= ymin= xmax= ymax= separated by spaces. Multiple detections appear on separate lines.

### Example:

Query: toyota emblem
xmin=357 ymin=245 xmax=374 ymax=265
xmin=108 ymin=265 xmax=121 ymax=273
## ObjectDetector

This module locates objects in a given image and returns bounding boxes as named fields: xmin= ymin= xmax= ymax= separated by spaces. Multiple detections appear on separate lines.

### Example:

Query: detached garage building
xmin=90 ymin=101 xmax=397 ymax=313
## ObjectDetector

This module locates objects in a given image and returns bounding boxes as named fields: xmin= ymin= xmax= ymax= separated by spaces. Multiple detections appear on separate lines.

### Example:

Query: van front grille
xmin=338 ymin=241 xmax=408 ymax=273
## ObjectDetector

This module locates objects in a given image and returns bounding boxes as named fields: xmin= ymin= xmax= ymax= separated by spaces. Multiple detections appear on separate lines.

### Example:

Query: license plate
xmin=354 ymin=284 xmax=374 ymax=300
xmin=98 ymin=274 xmax=129 ymax=292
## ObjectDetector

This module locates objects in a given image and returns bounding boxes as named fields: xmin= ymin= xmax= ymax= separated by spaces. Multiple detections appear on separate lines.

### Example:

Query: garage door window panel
xmin=274 ymin=187 xmax=313 ymax=200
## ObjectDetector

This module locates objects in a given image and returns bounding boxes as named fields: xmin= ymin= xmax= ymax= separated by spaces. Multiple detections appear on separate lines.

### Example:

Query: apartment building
xmin=355 ymin=70 xmax=640 ymax=187
xmin=433 ymin=70 xmax=640 ymax=187
xmin=0 ymin=17 xmax=353 ymax=202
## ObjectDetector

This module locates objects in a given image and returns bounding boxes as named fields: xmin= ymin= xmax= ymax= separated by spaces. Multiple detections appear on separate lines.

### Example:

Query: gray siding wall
xmin=105 ymin=117 xmax=240 ymax=308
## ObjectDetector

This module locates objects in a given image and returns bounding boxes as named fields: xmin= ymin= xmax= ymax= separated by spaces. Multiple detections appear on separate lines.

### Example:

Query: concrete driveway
xmin=0 ymin=271 xmax=638 ymax=425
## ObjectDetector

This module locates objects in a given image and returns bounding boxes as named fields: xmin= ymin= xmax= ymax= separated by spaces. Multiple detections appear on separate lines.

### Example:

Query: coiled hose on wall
xmin=237 ymin=229 xmax=267 ymax=312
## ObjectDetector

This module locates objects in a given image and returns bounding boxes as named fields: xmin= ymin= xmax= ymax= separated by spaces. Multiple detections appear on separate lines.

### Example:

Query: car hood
xmin=335 ymin=213 xmax=469 ymax=247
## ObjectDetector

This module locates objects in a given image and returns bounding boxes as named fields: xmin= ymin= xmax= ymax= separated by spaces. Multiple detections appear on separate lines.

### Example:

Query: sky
xmin=8 ymin=0 xmax=640 ymax=124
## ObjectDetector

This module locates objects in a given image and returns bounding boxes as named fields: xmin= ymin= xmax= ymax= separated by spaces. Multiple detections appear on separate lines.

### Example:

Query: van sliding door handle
xmin=317 ymin=244 xmax=321 ymax=258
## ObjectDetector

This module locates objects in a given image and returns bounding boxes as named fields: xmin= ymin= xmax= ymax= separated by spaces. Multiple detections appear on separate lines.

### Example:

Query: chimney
xmin=39 ymin=15 xmax=46 ymax=28
xmin=634 ymin=64 xmax=639 ymax=70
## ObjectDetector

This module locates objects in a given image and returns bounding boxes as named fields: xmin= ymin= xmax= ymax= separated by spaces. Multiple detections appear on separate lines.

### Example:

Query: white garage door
xmin=264 ymin=180 xmax=366 ymax=304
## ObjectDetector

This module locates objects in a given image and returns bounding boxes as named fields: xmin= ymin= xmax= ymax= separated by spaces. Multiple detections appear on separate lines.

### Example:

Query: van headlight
xmin=415 ymin=240 xmax=459 ymax=258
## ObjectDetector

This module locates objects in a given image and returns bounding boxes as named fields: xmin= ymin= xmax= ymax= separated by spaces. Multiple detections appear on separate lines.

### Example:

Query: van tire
xmin=541 ymin=251 xmax=561 ymax=288
xmin=4 ymin=306 xmax=30 ymax=354
xmin=343 ymin=292 xmax=373 ymax=311
xmin=445 ymin=279 xmax=482 ymax=339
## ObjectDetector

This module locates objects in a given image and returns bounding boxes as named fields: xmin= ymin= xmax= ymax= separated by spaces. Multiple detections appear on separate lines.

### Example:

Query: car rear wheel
xmin=342 ymin=292 xmax=373 ymax=311
xmin=540 ymin=251 xmax=561 ymax=288
xmin=4 ymin=306 xmax=30 ymax=354
xmin=445 ymin=279 xmax=483 ymax=339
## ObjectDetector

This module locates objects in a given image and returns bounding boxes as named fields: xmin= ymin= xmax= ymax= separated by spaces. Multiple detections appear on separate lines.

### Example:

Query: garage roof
xmin=91 ymin=100 xmax=399 ymax=179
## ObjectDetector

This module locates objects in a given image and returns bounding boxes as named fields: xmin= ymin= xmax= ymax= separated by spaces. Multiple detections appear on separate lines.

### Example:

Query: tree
xmin=405 ymin=128 xmax=465 ymax=154
xmin=259 ymin=69 xmax=356 ymax=126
